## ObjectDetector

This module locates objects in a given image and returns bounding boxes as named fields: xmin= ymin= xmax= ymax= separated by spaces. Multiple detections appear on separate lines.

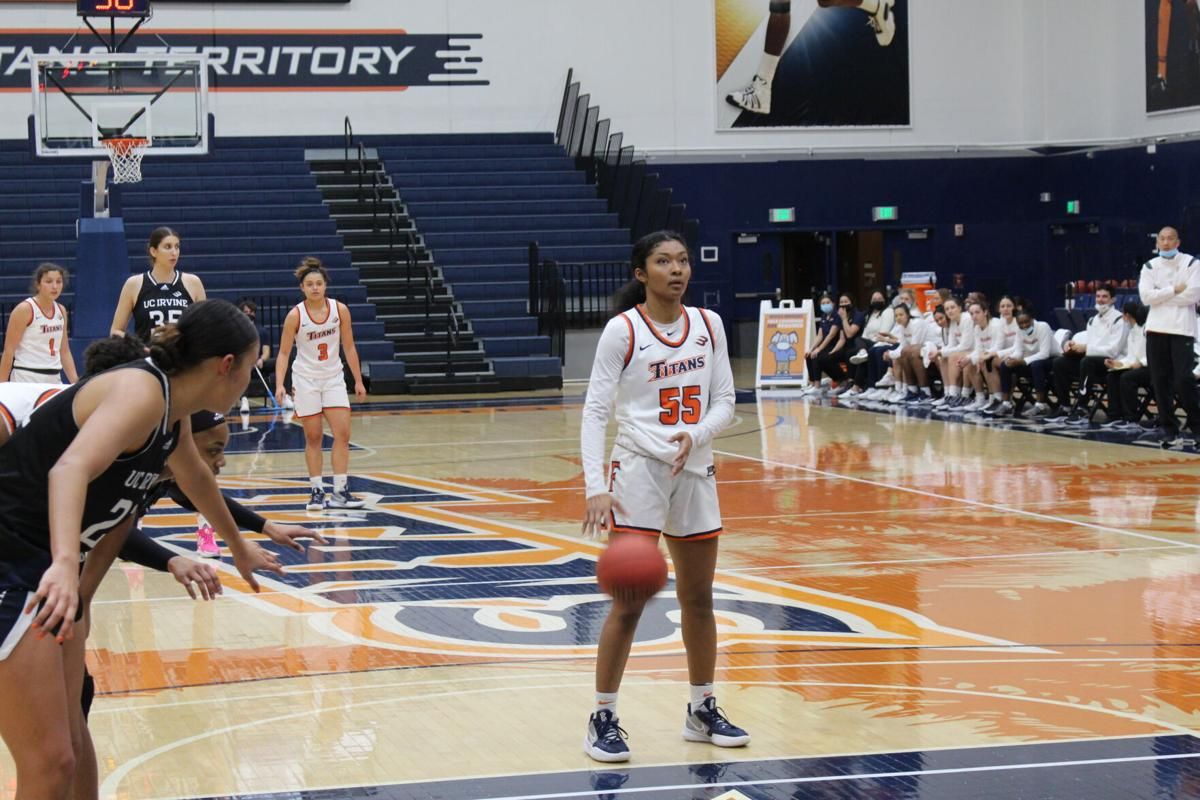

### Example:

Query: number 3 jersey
xmin=0 ymin=359 xmax=180 ymax=589
xmin=132 ymin=271 xmax=196 ymax=342
xmin=581 ymin=305 xmax=736 ymax=497
xmin=292 ymin=299 xmax=344 ymax=381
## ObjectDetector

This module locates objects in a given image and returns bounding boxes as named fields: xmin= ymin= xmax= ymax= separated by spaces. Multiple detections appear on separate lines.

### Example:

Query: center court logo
xmin=142 ymin=472 xmax=1036 ymax=660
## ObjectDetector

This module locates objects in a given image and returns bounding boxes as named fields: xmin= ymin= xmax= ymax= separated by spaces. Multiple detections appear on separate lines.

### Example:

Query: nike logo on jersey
xmin=639 ymin=344 xmax=653 ymax=351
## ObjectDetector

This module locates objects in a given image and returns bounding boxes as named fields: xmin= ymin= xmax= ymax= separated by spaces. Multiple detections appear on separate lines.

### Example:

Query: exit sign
xmin=872 ymin=205 xmax=899 ymax=222
xmin=769 ymin=207 xmax=795 ymax=223
xmin=1066 ymin=200 xmax=1081 ymax=215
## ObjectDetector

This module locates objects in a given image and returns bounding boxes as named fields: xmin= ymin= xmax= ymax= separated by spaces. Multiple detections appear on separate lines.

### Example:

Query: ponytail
xmin=611 ymin=280 xmax=647 ymax=314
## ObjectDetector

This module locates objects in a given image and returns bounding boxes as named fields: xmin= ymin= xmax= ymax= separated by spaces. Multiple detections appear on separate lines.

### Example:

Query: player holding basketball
xmin=110 ymin=227 xmax=206 ymax=342
xmin=0 ymin=299 xmax=284 ymax=799
xmin=0 ymin=263 xmax=78 ymax=384
xmin=579 ymin=231 xmax=747 ymax=763
xmin=275 ymin=257 xmax=367 ymax=511
xmin=727 ymin=0 xmax=896 ymax=115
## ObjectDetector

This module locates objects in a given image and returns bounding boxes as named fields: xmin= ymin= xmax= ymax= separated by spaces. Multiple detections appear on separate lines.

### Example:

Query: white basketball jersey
xmin=13 ymin=299 xmax=65 ymax=372
xmin=0 ymin=382 xmax=64 ymax=434
xmin=293 ymin=300 xmax=343 ymax=381
xmin=612 ymin=305 xmax=719 ymax=478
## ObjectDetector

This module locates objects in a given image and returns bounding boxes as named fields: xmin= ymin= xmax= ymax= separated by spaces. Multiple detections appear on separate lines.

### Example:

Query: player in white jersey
xmin=579 ymin=231 xmax=747 ymax=763
xmin=276 ymin=257 xmax=367 ymax=511
xmin=0 ymin=263 xmax=78 ymax=384
xmin=0 ymin=382 xmax=65 ymax=440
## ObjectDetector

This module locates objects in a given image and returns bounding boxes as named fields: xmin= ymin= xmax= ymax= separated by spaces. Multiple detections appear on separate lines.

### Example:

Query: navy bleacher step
xmin=481 ymin=336 xmax=551 ymax=358
xmin=118 ymin=188 xmax=326 ymax=207
xmin=310 ymin=171 xmax=391 ymax=188
xmin=406 ymin=199 xmax=608 ymax=218
xmin=391 ymin=171 xmax=586 ymax=189
xmin=156 ymin=252 xmax=352 ymax=274
xmin=374 ymin=143 xmax=563 ymax=161
xmin=355 ymin=340 xmax=396 ymax=362
xmin=424 ymin=229 xmax=627 ymax=249
xmin=441 ymin=265 xmax=527 ymax=283
xmin=491 ymin=356 xmax=562 ymax=379
xmin=399 ymin=185 xmax=596 ymax=204
xmin=123 ymin=219 xmax=338 ymax=240
xmin=122 ymin=204 xmax=332 ymax=224
xmin=365 ymin=360 xmax=405 ymax=393
xmin=0 ymin=175 xmax=316 ymax=196
xmin=435 ymin=244 xmax=628 ymax=267
xmin=122 ymin=235 xmax=345 ymax=257
xmin=419 ymin=213 xmax=620 ymax=233
xmin=451 ymin=282 xmax=527 ymax=302
xmin=383 ymin=157 xmax=573 ymax=175
xmin=318 ymin=185 xmax=399 ymax=203
xmin=459 ymin=299 xmax=528 ymax=319
xmin=346 ymin=246 xmax=433 ymax=267
xmin=471 ymin=317 xmax=537 ymax=338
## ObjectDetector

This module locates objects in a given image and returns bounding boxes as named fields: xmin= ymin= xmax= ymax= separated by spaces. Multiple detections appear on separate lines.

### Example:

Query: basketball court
xmin=0 ymin=1 xmax=1197 ymax=798
xmin=0 ymin=383 xmax=1187 ymax=799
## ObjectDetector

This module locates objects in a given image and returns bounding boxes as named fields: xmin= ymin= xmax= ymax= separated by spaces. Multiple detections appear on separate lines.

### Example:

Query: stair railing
xmin=343 ymin=117 xmax=353 ymax=174
xmin=446 ymin=307 xmax=460 ymax=377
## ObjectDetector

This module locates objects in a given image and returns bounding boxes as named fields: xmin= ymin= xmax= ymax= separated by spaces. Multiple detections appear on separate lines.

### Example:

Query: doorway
xmin=781 ymin=232 xmax=831 ymax=304
xmin=834 ymin=230 xmax=885 ymax=307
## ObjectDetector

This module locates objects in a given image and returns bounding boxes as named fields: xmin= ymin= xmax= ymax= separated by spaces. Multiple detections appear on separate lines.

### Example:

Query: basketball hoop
xmin=101 ymin=136 xmax=149 ymax=184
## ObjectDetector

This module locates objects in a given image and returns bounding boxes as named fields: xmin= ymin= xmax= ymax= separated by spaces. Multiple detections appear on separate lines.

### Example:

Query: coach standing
xmin=1139 ymin=226 xmax=1200 ymax=444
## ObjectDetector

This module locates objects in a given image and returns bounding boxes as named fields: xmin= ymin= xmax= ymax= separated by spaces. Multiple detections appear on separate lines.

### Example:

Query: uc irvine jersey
xmin=0 ymin=359 xmax=179 ymax=589
xmin=13 ymin=298 xmax=66 ymax=372
xmin=293 ymin=300 xmax=343 ymax=381
xmin=132 ymin=271 xmax=196 ymax=342
xmin=0 ymin=382 xmax=65 ymax=434
xmin=612 ymin=305 xmax=719 ymax=478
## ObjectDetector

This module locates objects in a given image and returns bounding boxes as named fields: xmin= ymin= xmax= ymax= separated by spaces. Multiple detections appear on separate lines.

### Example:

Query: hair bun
xmin=147 ymin=324 xmax=184 ymax=373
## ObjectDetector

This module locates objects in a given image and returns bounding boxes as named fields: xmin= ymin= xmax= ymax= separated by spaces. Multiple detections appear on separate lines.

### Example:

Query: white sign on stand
xmin=755 ymin=299 xmax=815 ymax=389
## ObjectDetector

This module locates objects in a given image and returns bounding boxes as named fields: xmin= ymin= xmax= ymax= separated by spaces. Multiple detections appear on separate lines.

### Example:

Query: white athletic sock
xmin=595 ymin=691 xmax=619 ymax=716
xmin=860 ymin=0 xmax=881 ymax=14
xmin=896 ymin=382 xmax=908 ymax=393
xmin=333 ymin=474 xmax=347 ymax=492
xmin=757 ymin=53 xmax=780 ymax=84
xmin=689 ymin=684 xmax=715 ymax=713
xmin=947 ymin=386 xmax=961 ymax=397
xmin=310 ymin=476 xmax=324 ymax=491
xmin=992 ymin=392 xmax=1003 ymax=402
xmin=921 ymin=387 xmax=932 ymax=396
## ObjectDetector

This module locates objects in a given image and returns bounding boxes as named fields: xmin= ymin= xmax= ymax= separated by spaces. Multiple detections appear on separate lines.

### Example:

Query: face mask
xmin=1094 ymin=301 xmax=1111 ymax=314
xmin=1161 ymin=248 xmax=1179 ymax=258
xmin=820 ymin=303 xmax=834 ymax=314
xmin=1021 ymin=326 xmax=1035 ymax=337
xmin=870 ymin=300 xmax=886 ymax=311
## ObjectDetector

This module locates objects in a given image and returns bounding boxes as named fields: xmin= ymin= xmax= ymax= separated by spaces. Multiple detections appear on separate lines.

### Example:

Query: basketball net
xmin=101 ymin=137 xmax=149 ymax=184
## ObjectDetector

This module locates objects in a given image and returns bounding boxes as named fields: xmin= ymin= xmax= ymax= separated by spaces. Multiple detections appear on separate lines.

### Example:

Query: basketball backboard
xmin=31 ymin=52 xmax=209 ymax=158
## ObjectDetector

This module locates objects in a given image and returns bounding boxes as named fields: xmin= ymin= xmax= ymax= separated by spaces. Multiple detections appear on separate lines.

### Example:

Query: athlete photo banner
xmin=1146 ymin=0 xmax=1200 ymax=113
xmin=715 ymin=0 xmax=910 ymax=129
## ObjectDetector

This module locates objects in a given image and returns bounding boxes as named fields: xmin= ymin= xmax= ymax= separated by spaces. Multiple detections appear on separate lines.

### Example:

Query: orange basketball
xmin=596 ymin=535 xmax=668 ymax=601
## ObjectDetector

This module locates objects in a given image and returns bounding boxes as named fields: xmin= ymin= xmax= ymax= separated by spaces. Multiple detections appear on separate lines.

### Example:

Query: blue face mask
xmin=820 ymin=303 xmax=834 ymax=314
xmin=1161 ymin=248 xmax=1179 ymax=258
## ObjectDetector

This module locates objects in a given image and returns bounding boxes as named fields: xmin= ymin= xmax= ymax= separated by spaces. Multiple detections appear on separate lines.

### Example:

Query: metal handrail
xmin=446 ymin=307 xmax=460 ymax=377
xmin=343 ymin=117 xmax=353 ymax=174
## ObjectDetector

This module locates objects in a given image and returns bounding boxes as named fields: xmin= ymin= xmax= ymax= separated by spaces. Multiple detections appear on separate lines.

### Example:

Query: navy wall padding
xmin=73 ymin=216 xmax=130 ymax=348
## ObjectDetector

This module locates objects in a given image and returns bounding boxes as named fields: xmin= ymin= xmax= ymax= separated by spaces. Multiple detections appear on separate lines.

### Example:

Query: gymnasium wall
xmin=0 ymin=0 xmax=1057 ymax=150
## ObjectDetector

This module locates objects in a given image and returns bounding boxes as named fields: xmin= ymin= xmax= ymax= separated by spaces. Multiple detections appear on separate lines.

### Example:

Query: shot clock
xmin=76 ymin=0 xmax=151 ymax=18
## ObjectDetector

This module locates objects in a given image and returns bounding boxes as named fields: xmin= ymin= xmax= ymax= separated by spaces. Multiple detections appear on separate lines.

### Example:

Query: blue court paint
xmin=188 ymin=734 xmax=1200 ymax=799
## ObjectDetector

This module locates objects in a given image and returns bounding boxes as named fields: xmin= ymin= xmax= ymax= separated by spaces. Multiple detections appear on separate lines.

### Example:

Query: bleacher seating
xmin=375 ymin=133 xmax=627 ymax=378
xmin=0 ymin=132 xmax=592 ymax=390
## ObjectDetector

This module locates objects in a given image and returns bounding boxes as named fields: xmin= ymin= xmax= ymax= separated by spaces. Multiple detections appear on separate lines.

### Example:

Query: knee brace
xmin=769 ymin=1 xmax=790 ymax=13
